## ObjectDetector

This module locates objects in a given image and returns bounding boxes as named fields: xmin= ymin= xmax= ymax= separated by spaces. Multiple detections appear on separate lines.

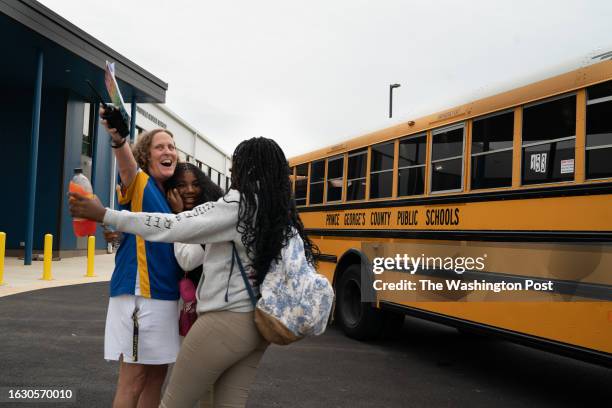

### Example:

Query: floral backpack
xmin=231 ymin=231 xmax=334 ymax=345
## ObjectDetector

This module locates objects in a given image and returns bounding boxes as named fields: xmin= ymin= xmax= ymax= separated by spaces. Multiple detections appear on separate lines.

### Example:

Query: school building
xmin=0 ymin=0 xmax=230 ymax=261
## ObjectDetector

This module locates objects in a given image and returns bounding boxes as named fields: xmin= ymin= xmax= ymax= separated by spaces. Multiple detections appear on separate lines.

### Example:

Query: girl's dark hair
xmin=164 ymin=162 xmax=224 ymax=205
xmin=230 ymin=137 xmax=318 ymax=284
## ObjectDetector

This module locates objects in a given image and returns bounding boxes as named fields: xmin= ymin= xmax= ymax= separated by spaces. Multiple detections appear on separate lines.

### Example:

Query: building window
xmin=295 ymin=164 xmax=308 ymax=206
xmin=309 ymin=160 xmax=325 ymax=204
xmin=210 ymin=169 xmax=219 ymax=186
xmin=398 ymin=134 xmax=426 ymax=196
xmin=522 ymin=94 xmax=576 ymax=185
xmin=226 ymin=176 xmax=231 ymax=190
xmin=326 ymin=156 xmax=344 ymax=202
xmin=586 ymin=80 xmax=612 ymax=179
xmin=369 ymin=142 xmax=394 ymax=199
xmin=347 ymin=150 xmax=367 ymax=201
xmin=471 ymin=111 xmax=514 ymax=189
xmin=431 ymin=124 xmax=464 ymax=193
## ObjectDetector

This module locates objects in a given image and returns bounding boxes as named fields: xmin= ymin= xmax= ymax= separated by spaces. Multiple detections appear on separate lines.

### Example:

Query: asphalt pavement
xmin=0 ymin=282 xmax=610 ymax=407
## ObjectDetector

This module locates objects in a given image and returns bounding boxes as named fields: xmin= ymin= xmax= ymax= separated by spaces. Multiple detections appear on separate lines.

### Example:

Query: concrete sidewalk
xmin=0 ymin=254 xmax=114 ymax=298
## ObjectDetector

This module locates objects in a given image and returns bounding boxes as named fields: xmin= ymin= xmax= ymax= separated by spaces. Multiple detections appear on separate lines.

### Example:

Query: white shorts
xmin=104 ymin=295 xmax=180 ymax=365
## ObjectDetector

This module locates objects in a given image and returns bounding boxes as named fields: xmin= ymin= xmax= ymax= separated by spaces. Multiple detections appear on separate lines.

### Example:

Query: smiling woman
xmin=132 ymin=129 xmax=178 ymax=189
xmin=96 ymin=117 xmax=183 ymax=408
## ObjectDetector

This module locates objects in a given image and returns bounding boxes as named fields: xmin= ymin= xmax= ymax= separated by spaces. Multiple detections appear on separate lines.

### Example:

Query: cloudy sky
xmin=40 ymin=0 xmax=612 ymax=158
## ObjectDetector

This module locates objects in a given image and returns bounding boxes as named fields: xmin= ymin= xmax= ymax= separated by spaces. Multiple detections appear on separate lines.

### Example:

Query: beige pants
xmin=161 ymin=311 xmax=267 ymax=408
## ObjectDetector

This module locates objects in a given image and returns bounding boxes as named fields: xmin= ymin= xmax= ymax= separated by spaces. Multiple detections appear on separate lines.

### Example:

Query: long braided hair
xmin=230 ymin=137 xmax=318 ymax=284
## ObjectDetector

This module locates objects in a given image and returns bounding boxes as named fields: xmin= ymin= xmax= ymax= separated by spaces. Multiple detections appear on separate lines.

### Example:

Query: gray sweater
xmin=103 ymin=189 xmax=257 ymax=313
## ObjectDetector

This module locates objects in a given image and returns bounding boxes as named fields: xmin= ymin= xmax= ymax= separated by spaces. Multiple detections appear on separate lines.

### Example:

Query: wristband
xmin=111 ymin=137 xmax=127 ymax=149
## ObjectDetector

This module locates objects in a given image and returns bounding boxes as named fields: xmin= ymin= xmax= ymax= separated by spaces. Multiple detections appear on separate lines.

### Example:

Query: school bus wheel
xmin=336 ymin=264 xmax=383 ymax=340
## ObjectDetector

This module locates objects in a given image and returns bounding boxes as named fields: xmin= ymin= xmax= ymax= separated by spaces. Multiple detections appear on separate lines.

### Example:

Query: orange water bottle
xmin=69 ymin=168 xmax=97 ymax=237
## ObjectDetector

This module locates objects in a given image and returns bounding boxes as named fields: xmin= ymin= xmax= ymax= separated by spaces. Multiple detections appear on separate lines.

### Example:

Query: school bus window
xmin=431 ymin=125 xmax=464 ymax=193
xmin=326 ymin=156 xmax=344 ymax=202
xmin=398 ymin=134 xmax=426 ymax=196
xmin=522 ymin=95 xmax=576 ymax=185
xmin=295 ymin=163 xmax=308 ymax=206
xmin=309 ymin=160 xmax=325 ymax=204
xmin=586 ymin=80 xmax=612 ymax=179
xmin=347 ymin=150 xmax=367 ymax=201
xmin=471 ymin=111 xmax=514 ymax=189
xmin=369 ymin=142 xmax=394 ymax=199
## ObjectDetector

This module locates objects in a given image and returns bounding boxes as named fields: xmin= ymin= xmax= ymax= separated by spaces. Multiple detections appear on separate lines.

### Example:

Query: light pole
xmin=389 ymin=83 xmax=401 ymax=118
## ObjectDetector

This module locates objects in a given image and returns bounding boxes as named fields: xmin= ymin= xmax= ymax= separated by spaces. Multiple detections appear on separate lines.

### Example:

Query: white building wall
xmin=126 ymin=103 xmax=231 ymax=187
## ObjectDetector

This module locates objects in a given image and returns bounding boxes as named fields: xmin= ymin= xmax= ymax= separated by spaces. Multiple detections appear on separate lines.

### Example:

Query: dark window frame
xmin=586 ymin=83 xmax=612 ymax=180
xmin=346 ymin=150 xmax=367 ymax=202
xmin=326 ymin=155 xmax=344 ymax=203
xmin=430 ymin=123 xmax=465 ymax=194
xmin=369 ymin=141 xmax=395 ymax=199
xmin=309 ymin=160 xmax=325 ymax=205
xmin=398 ymin=133 xmax=426 ymax=197
xmin=294 ymin=164 xmax=309 ymax=206
xmin=521 ymin=93 xmax=576 ymax=185
xmin=470 ymin=109 xmax=514 ymax=190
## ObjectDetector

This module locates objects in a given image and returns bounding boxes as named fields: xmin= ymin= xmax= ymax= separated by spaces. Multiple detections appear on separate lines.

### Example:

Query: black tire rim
xmin=341 ymin=276 xmax=362 ymax=327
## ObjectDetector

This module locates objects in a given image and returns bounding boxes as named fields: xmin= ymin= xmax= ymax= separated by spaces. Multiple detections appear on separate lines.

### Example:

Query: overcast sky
xmin=40 ymin=0 xmax=612 ymax=158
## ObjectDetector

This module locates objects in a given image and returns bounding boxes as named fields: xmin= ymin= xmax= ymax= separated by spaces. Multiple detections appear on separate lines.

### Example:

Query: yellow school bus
xmin=289 ymin=55 xmax=612 ymax=366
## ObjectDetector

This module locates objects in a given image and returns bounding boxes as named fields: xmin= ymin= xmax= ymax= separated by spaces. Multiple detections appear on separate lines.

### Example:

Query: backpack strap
xmin=231 ymin=242 xmax=258 ymax=307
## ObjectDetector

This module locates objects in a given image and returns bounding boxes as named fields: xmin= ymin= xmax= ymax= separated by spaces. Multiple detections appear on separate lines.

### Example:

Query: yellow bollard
xmin=0 ymin=232 xmax=5 ymax=285
xmin=42 ymin=233 xmax=53 ymax=281
xmin=86 ymin=235 xmax=96 ymax=277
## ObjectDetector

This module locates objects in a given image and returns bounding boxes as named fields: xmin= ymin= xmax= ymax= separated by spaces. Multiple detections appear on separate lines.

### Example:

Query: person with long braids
xmin=69 ymin=137 xmax=318 ymax=408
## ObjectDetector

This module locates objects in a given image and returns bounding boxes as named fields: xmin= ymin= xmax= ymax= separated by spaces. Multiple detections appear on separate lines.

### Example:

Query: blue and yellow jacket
xmin=110 ymin=170 xmax=181 ymax=300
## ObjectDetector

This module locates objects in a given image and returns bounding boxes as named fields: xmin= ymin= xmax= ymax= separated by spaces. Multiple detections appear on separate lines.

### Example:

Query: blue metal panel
xmin=24 ymin=50 xmax=43 ymax=265
xmin=90 ymin=102 xmax=100 ymax=189
xmin=92 ymin=120 xmax=113 ymax=250
xmin=58 ymin=95 xmax=86 ymax=251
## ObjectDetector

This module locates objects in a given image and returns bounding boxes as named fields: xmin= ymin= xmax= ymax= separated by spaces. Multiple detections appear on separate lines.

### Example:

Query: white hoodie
xmin=103 ymin=190 xmax=257 ymax=313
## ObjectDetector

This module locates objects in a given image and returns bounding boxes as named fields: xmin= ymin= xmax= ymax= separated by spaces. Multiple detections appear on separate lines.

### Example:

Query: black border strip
xmin=392 ymin=268 xmax=612 ymax=301
xmin=305 ymin=228 xmax=612 ymax=242
xmin=315 ymin=254 xmax=338 ymax=263
xmin=380 ymin=302 xmax=612 ymax=368
xmin=298 ymin=182 xmax=612 ymax=212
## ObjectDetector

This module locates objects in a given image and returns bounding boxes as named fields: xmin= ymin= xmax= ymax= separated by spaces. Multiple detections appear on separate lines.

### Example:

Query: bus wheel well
xmin=333 ymin=250 xmax=364 ymax=289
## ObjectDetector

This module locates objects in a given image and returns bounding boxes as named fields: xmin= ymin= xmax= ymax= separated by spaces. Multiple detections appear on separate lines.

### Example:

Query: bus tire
xmin=336 ymin=264 xmax=382 ymax=340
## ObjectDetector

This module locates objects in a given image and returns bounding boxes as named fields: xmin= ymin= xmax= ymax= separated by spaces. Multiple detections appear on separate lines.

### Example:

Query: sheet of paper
xmin=104 ymin=61 xmax=130 ymax=122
